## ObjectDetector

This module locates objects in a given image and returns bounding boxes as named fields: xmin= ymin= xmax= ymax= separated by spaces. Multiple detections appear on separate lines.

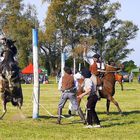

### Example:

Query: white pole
xmin=79 ymin=63 xmax=81 ymax=72
xmin=73 ymin=57 xmax=76 ymax=74
xmin=61 ymin=51 xmax=65 ymax=76
xmin=32 ymin=28 xmax=40 ymax=119
xmin=61 ymin=38 xmax=65 ymax=76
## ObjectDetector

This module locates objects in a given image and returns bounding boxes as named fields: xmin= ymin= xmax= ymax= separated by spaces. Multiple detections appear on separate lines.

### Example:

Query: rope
xmin=32 ymin=92 xmax=65 ymax=118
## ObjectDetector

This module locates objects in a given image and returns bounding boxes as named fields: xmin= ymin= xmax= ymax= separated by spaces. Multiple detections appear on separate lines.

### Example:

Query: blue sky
xmin=24 ymin=0 xmax=140 ymax=66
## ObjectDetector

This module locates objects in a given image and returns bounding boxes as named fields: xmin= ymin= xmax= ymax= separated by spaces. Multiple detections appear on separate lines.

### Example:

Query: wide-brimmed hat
xmin=64 ymin=66 xmax=72 ymax=74
xmin=81 ymin=68 xmax=91 ymax=78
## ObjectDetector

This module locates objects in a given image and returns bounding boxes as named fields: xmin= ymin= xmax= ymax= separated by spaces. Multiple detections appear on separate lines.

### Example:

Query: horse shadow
xmin=100 ymin=110 xmax=140 ymax=128
xmin=121 ymin=110 xmax=140 ymax=115
xmin=27 ymin=114 xmax=73 ymax=120
xmin=103 ymin=120 xmax=135 ymax=128
xmin=98 ymin=110 xmax=140 ymax=115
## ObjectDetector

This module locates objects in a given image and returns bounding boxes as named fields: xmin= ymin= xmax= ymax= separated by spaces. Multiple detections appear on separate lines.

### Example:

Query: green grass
xmin=0 ymin=78 xmax=140 ymax=140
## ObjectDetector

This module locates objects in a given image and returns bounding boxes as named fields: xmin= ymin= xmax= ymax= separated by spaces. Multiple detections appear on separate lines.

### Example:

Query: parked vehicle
xmin=120 ymin=71 xmax=129 ymax=82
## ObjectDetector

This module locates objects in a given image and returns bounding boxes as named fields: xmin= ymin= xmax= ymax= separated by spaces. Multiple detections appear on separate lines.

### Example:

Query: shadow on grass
xmin=27 ymin=114 xmax=73 ymax=120
xmin=98 ymin=110 xmax=140 ymax=115
xmin=122 ymin=88 xmax=136 ymax=91
xmin=103 ymin=120 xmax=135 ymax=128
xmin=100 ymin=110 xmax=140 ymax=127
xmin=121 ymin=110 xmax=140 ymax=115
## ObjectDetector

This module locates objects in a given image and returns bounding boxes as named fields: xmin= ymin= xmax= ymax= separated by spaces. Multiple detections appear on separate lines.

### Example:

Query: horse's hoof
xmin=68 ymin=110 xmax=72 ymax=116
xmin=106 ymin=112 xmax=109 ymax=115
xmin=120 ymin=112 xmax=124 ymax=116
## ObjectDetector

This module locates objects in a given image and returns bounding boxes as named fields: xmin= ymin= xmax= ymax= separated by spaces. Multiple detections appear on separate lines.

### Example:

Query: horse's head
xmin=0 ymin=38 xmax=17 ymax=57
xmin=1 ymin=38 xmax=16 ymax=47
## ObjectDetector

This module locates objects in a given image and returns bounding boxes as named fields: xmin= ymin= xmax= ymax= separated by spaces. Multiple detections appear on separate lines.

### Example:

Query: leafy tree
xmin=42 ymin=0 xmax=138 ymax=71
xmin=0 ymin=0 xmax=39 ymax=68
xmin=122 ymin=60 xmax=137 ymax=73
xmin=79 ymin=0 xmax=139 ymax=63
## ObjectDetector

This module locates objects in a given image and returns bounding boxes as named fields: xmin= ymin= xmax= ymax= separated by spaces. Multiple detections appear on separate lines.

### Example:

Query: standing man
xmin=78 ymin=68 xmax=101 ymax=128
xmin=57 ymin=66 xmax=86 ymax=124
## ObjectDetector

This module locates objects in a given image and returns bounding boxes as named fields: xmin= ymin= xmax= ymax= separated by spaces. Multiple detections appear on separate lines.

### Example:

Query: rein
xmin=98 ymin=69 xmax=121 ymax=73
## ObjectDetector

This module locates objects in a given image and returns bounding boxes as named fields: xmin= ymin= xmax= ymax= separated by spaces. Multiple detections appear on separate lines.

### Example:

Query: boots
xmin=96 ymin=90 xmax=101 ymax=100
xmin=57 ymin=108 xmax=62 ymax=124
xmin=56 ymin=117 xmax=61 ymax=124
xmin=68 ymin=109 xmax=72 ymax=116
xmin=78 ymin=107 xmax=87 ymax=125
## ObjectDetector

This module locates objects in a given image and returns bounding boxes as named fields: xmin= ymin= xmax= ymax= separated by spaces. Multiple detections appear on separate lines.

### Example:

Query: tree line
xmin=0 ymin=0 xmax=139 ymax=75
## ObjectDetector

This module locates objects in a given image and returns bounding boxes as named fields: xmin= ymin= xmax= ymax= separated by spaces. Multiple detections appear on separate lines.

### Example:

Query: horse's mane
xmin=105 ymin=64 xmax=119 ymax=72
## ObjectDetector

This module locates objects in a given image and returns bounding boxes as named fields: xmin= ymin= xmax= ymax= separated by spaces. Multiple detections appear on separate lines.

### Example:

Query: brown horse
xmin=75 ymin=65 xmax=122 ymax=115
xmin=98 ymin=64 xmax=122 ymax=115
xmin=115 ymin=73 xmax=123 ymax=91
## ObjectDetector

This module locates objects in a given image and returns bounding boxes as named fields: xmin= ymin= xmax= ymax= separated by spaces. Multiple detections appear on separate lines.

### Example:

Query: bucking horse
xmin=0 ymin=37 xmax=23 ymax=119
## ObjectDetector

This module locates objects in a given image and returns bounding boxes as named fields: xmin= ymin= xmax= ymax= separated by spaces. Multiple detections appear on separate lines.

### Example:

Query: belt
xmin=62 ymin=87 xmax=76 ymax=93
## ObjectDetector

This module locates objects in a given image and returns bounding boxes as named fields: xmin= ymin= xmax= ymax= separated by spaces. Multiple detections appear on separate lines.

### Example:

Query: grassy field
xmin=0 ymin=78 xmax=140 ymax=140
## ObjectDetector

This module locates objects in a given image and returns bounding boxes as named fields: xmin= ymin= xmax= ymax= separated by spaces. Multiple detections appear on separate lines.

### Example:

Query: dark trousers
xmin=87 ymin=94 xmax=100 ymax=125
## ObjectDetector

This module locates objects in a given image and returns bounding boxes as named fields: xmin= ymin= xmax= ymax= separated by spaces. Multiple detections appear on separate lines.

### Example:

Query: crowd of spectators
xmin=21 ymin=74 xmax=49 ymax=84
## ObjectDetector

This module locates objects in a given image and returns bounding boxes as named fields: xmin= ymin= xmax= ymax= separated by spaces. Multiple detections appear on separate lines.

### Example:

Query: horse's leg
xmin=106 ymin=99 xmax=110 ymax=115
xmin=109 ymin=96 xmax=122 ymax=114
xmin=77 ymin=98 xmax=81 ymax=107
xmin=0 ymin=100 xmax=7 ymax=119
xmin=17 ymin=101 xmax=26 ymax=119
xmin=120 ymin=82 xmax=123 ymax=91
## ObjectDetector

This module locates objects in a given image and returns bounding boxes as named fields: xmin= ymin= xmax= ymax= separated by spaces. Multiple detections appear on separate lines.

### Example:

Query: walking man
xmin=57 ymin=66 xmax=86 ymax=124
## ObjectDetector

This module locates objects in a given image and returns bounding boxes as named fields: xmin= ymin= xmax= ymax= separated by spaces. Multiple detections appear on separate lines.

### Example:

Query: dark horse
xmin=0 ymin=38 xmax=23 ymax=119
xmin=72 ymin=65 xmax=122 ymax=115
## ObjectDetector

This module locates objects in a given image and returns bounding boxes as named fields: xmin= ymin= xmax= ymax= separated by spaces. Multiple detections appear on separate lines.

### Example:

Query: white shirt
xmin=83 ymin=78 xmax=95 ymax=93
xmin=83 ymin=51 xmax=105 ymax=70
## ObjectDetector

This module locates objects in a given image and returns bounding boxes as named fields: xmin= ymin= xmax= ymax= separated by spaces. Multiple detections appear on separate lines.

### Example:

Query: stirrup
xmin=98 ymin=86 xmax=102 ymax=90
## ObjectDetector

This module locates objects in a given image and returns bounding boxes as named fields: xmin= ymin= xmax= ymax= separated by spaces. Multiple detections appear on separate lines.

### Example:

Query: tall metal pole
xmin=61 ymin=38 xmax=65 ymax=76
xmin=73 ymin=57 xmax=76 ymax=74
xmin=32 ymin=28 xmax=40 ymax=119
xmin=79 ymin=63 xmax=81 ymax=72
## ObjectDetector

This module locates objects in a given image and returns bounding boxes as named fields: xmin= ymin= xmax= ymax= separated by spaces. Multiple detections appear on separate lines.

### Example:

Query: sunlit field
xmin=0 ymin=77 xmax=140 ymax=140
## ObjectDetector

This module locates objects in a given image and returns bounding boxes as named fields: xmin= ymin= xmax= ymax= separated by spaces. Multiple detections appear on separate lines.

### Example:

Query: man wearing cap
xmin=83 ymin=48 xmax=104 ymax=99
xmin=78 ymin=68 xmax=101 ymax=128
xmin=57 ymin=66 xmax=86 ymax=124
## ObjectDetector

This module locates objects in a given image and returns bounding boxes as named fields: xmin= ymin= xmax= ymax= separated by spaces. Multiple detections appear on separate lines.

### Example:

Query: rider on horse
xmin=83 ymin=48 xmax=105 ymax=99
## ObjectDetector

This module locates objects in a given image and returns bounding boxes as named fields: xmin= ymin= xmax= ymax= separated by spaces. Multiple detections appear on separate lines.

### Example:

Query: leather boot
xmin=96 ymin=90 xmax=101 ymax=100
xmin=57 ymin=108 xmax=62 ymax=124
xmin=56 ymin=117 xmax=61 ymax=124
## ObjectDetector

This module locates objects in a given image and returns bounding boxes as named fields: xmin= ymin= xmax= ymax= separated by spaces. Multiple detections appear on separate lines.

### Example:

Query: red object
xmin=22 ymin=63 xmax=42 ymax=74
xmin=115 ymin=74 xmax=123 ymax=82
